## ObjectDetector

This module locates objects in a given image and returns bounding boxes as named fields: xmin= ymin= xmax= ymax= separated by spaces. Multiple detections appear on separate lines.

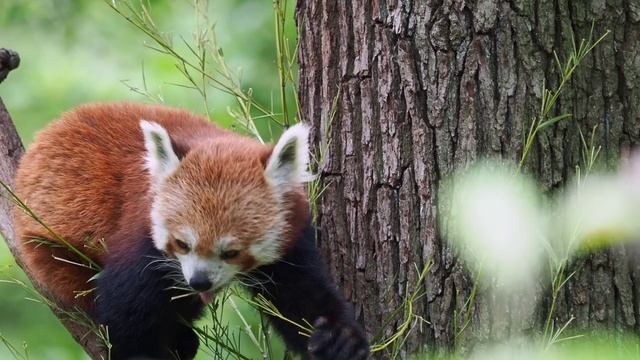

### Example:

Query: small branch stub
xmin=0 ymin=48 xmax=21 ymax=84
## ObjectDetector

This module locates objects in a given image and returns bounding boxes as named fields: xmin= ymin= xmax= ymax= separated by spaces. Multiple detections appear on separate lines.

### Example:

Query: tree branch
xmin=0 ymin=49 xmax=106 ymax=359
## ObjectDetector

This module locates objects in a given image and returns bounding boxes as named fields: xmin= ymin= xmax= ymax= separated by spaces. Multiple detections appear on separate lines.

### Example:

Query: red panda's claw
xmin=313 ymin=316 xmax=329 ymax=328
xmin=308 ymin=317 xmax=369 ymax=360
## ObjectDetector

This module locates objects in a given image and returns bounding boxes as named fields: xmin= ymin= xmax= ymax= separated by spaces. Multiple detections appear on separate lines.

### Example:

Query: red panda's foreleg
xmin=246 ymin=222 xmax=370 ymax=360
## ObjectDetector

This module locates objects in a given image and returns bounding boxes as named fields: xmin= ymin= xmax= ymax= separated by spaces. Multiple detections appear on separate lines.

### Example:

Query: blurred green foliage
xmin=0 ymin=0 xmax=295 ymax=358
xmin=407 ymin=333 xmax=640 ymax=360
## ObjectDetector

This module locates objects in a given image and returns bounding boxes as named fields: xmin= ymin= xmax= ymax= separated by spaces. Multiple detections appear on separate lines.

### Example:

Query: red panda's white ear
xmin=140 ymin=120 xmax=181 ymax=183
xmin=265 ymin=123 xmax=314 ymax=190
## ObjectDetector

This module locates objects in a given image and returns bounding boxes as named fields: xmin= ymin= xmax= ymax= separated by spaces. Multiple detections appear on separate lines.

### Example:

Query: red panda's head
xmin=140 ymin=120 xmax=313 ymax=297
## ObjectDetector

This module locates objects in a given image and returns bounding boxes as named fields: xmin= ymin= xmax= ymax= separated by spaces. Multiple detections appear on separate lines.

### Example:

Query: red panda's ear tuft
xmin=140 ymin=120 xmax=181 ymax=184
xmin=265 ymin=123 xmax=315 ymax=191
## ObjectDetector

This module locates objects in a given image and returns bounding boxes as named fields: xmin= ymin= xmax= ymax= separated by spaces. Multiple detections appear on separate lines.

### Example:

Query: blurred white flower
xmin=442 ymin=162 xmax=545 ymax=289
xmin=621 ymin=150 xmax=640 ymax=198
xmin=469 ymin=340 xmax=547 ymax=360
xmin=559 ymin=174 xmax=640 ymax=251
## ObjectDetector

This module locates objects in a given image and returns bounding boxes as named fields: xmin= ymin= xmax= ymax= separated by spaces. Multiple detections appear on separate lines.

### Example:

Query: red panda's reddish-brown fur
xmin=13 ymin=102 xmax=308 ymax=311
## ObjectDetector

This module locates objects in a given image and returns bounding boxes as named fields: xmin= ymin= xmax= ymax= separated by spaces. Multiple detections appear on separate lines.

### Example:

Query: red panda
xmin=13 ymin=102 xmax=369 ymax=360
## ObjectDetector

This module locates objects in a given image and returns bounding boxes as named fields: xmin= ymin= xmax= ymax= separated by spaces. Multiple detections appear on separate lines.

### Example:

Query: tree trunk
xmin=297 ymin=0 xmax=640 ymax=356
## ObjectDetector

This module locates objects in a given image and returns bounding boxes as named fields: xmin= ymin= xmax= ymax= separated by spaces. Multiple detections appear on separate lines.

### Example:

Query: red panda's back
xmin=13 ymin=102 xmax=224 ymax=308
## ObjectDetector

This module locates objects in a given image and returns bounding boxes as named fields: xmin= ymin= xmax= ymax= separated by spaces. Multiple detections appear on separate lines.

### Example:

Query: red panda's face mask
xmin=140 ymin=120 xmax=312 ymax=298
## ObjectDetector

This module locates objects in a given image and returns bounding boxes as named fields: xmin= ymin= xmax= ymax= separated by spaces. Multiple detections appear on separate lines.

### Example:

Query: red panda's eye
xmin=220 ymin=249 xmax=240 ymax=260
xmin=175 ymin=239 xmax=191 ymax=252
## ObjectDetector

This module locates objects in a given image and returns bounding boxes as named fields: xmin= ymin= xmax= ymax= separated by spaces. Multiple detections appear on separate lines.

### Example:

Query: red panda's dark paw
xmin=308 ymin=316 xmax=369 ymax=360
xmin=173 ymin=325 xmax=199 ymax=360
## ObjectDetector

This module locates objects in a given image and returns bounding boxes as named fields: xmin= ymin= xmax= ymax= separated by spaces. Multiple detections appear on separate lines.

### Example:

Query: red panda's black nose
xmin=189 ymin=272 xmax=213 ymax=292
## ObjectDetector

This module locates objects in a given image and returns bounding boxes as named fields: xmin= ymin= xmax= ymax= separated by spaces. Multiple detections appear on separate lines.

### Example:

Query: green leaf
xmin=538 ymin=113 xmax=572 ymax=130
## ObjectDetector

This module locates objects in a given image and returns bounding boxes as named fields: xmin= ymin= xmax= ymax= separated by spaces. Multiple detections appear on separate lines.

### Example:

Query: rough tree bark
xmin=297 ymin=0 xmax=640 ymax=356
xmin=0 ymin=49 xmax=105 ymax=359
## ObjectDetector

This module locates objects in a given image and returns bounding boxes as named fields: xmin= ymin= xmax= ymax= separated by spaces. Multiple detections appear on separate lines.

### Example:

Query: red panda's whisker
xmin=163 ymin=274 xmax=189 ymax=285
xmin=237 ymin=273 xmax=274 ymax=296
xmin=142 ymin=258 xmax=181 ymax=274
xmin=245 ymin=269 xmax=276 ymax=286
